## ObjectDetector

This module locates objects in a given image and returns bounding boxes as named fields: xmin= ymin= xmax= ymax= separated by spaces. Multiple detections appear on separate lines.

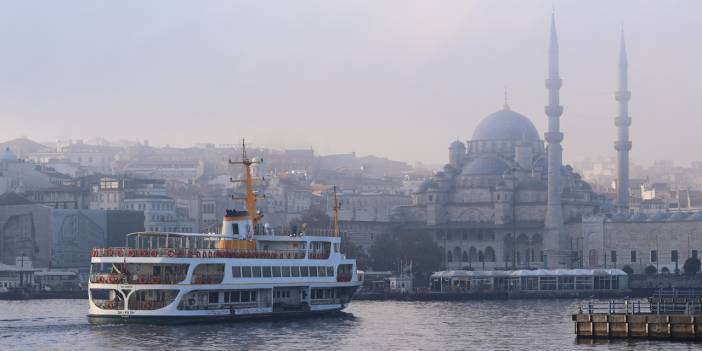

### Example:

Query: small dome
xmin=648 ymin=212 xmax=668 ymax=221
xmin=461 ymin=156 xmax=510 ymax=176
xmin=0 ymin=148 xmax=18 ymax=161
xmin=449 ymin=140 xmax=466 ymax=149
xmin=629 ymin=212 xmax=648 ymax=221
xmin=668 ymin=212 xmax=688 ymax=221
xmin=472 ymin=108 xmax=540 ymax=142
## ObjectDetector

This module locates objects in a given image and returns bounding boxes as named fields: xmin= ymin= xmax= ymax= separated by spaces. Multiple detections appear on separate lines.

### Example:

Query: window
xmin=272 ymin=266 xmax=281 ymax=277
xmin=232 ymin=267 xmax=242 ymax=278
xmin=231 ymin=291 xmax=240 ymax=303
xmin=232 ymin=224 xmax=239 ymax=235
xmin=631 ymin=251 xmax=637 ymax=263
xmin=671 ymin=250 xmax=679 ymax=263
xmin=327 ymin=267 xmax=334 ymax=277
xmin=651 ymin=250 xmax=658 ymax=263
xmin=242 ymin=266 xmax=252 ymax=278
xmin=282 ymin=266 xmax=291 ymax=277
xmin=300 ymin=266 xmax=309 ymax=277
xmin=694 ymin=250 xmax=699 ymax=259
xmin=291 ymin=266 xmax=300 ymax=277
xmin=610 ymin=251 xmax=617 ymax=263
xmin=252 ymin=266 xmax=262 ymax=278
xmin=262 ymin=266 xmax=272 ymax=278
xmin=208 ymin=292 xmax=219 ymax=304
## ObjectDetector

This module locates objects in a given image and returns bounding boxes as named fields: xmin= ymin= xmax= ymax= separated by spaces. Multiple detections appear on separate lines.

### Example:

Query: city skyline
xmin=0 ymin=1 xmax=700 ymax=166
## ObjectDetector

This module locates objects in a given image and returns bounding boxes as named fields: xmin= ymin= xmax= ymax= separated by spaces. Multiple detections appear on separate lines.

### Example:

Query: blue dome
xmin=472 ymin=108 xmax=540 ymax=142
xmin=461 ymin=156 xmax=510 ymax=176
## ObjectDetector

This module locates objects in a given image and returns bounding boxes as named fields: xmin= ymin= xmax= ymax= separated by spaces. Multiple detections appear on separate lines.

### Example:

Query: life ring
xmin=168 ymin=250 xmax=175 ymax=257
xmin=150 ymin=250 xmax=157 ymax=257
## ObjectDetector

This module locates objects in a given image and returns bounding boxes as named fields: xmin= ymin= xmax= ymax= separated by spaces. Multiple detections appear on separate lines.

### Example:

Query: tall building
xmin=614 ymin=30 xmax=632 ymax=210
xmin=543 ymin=13 xmax=567 ymax=267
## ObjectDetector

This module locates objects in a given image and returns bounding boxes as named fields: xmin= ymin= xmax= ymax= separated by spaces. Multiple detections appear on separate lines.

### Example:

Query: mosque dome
xmin=0 ymin=148 xmax=18 ymax=162
xmin=472 ymin=108 xmax=540 ymax=142
xmin=461 ymin=156 xmax=510 ymax=176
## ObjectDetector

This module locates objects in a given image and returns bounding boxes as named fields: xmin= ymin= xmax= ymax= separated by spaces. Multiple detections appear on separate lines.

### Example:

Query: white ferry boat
xmin=87 ymin=145 xmax=361 ymax=323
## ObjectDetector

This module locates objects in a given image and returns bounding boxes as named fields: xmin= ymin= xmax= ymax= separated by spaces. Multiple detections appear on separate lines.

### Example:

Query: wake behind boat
xmin=87 ymin=142 xmax=362 ymax=323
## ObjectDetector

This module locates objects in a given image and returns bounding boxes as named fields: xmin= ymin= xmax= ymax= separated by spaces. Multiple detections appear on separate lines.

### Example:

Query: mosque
xmin=396 ymin=14 xmax=663 ymax=271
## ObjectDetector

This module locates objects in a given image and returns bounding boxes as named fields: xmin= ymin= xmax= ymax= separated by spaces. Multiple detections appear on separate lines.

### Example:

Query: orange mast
xmin=229 ymin=139 xmax=263 ymax=235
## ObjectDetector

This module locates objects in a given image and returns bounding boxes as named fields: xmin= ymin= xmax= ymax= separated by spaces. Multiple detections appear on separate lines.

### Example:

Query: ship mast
xmin=229 ymin=139 xmax=263 ymax=234
xmin=332 ymin=185 xmax=340 ymax=237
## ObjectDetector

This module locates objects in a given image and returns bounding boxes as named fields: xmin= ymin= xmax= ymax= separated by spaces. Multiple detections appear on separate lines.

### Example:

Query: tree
xmin=644 ymin=265 xmax=658 ymax=275
xmin=621 ymin=265 xmax=634 ymax=275
xmin=289 ymin=206 xmax=331 ymax=231
xmin=368 ymin=225 xmax=443 ymax=285
xmin=684 ymin=257 xmax=701 ymax=274
xmin=340 ymin=235 xmax=369 ymax=271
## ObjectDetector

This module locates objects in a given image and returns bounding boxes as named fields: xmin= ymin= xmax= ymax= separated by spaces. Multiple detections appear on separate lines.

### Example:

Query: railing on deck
xmin=90 ymin=273 xmax=187 ymax=285
xmin=128 ymin=300 xmax=171 ymax=310
xmin=94 ymin=300 xmax=124 ymax=310
xmin=91 ymin=248 xmax=306 ymax=259
xmin=577 ymin=299 xmax=702 ymax=315
xmin=191 ymin=274 xmax=224 ymax=284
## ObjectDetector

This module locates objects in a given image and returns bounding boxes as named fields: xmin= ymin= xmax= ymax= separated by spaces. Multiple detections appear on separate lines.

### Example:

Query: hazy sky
xmin=0 ymin=1 xmax=700 ymax=167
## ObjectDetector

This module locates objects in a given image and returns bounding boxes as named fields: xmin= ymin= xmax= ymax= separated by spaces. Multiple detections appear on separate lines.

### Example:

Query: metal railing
xmin=90 ymin=273 xmax=187 ymax=285
xmin=94 ymin=300 xmax=125 ymax=310
xmin=91 ymin=247 xmax=306 ymax=260
xmin=577 ymin=299 xmax=702 ymax=315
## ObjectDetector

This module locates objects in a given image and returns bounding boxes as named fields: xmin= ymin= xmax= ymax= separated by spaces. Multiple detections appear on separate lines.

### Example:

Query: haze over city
xmin=0 ymin=0 xmax=700 ymax=166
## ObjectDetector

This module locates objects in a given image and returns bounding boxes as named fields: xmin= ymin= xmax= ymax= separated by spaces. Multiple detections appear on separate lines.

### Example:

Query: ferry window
xmin=317 ymin=267 xmax=326 ymax=276
xmin=630 ymin=251 xmax=637 ymax=262
xmin=208 ymin=292 xmax=219 ymax=304
xmin=309 ymin=266 xmax=318 ymax=277
xmin=252 ymin=266 xmax=262 ymax=278
xmin=262 ymin=266 xmax=272 ymax=278
xmin=282 ymin=266 xmax=291 ymax=277
xmin=223 ymin=291 xmax=230 ymax=303
xmin=272 ymin=266 xmax=281 ymax=277
xmin=251 ymin=291 xmax=256 ymax=301
xmin=242 ymin=266 xmax=252 ymax=278
xmin=326 ymin=267 xmax=334 ymax=276
xmin=231 ymin=291 xmax=240 ymax=302
xmin=241 ymin=291 xmax=250 ymax=302
xmin=300 ymin=266 xmax=309 ymax=277
xmin=232 ymin=224 xmax=239 ymax=235
xmin=291 ymin=266 xmax=300 ymax=277
xmin=232 ymin=266 xmax=242 ymax=278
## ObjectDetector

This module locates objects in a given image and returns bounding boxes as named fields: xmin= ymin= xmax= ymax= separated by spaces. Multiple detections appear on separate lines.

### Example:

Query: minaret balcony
xmin=545 ymin=78 xmax=562 ymax=89
xmin=614 ymin=141 xmax=632 ymax=151
xmin=615 ymin=90 xmax=631 ymax=101
xmin=544 ymin=105 xmax=563 ymax=118
xmin=544 ymin=131 xmax=564 ymax=143
xmin=614 ymin=116 xmax=631 ymax=127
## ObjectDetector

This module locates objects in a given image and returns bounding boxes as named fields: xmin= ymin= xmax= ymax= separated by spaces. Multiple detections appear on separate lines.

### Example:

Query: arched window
xmin=462 ymin=251 xmax=469 ymax=262
xmin=447 ymin=251 xmax=453 ymax=263
xmin=484 ymin=247 xmax=496 ymax=262
xmin=478 ymin=251 xmax=485 ymax=262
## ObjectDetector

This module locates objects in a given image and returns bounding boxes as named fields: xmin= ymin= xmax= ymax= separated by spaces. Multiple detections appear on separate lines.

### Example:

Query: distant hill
xmin=0 ymin=138 xmax=51 ymax=158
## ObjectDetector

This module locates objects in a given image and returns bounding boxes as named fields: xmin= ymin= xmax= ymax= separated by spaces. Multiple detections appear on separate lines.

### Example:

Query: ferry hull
xmin=87 ymin=306 xmax=348 ymax=324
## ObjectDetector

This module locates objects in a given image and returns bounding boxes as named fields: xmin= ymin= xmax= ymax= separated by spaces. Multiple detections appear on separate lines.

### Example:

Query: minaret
xmin=543 ymin=13 xmax=566 ymax=267
xmin=614 ymin=29 xmax=632 ymax=210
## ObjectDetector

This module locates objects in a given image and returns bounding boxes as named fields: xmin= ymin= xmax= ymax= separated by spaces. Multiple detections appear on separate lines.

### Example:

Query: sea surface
xmin=0 ymin=298 xmax=700 ymax=350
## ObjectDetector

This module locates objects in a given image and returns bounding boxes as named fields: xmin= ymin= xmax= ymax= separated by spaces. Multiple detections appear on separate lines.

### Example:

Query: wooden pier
xmin=574 ymin=291 xmax=702 ymax=340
